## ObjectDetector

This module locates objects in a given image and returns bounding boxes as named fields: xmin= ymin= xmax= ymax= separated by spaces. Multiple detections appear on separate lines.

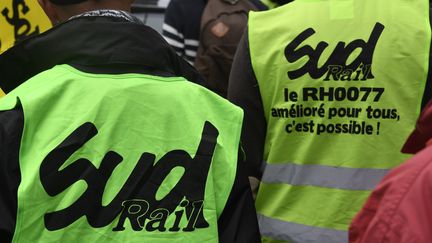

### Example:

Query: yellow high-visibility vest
xmin=249 ymin=0 xmax=431 ymax=242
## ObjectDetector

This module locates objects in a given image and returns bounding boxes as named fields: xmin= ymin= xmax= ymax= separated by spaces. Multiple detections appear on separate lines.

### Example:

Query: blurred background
xmin=132 ymin=0 xmax=169 ymax=33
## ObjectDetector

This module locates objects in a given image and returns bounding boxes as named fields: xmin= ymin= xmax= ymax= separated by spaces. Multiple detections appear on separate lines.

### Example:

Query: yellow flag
xmin=0 ymin=0 xmax=51 ymax=53
xmin=0 ymin=0 xmax=51 ymax=97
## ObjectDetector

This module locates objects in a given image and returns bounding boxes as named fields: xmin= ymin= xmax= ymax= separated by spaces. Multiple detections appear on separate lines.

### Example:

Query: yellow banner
xmin=0 ymin=0 xmax=51 ymax=53
xmin=0 ymin=0 xmax=51 ymax=96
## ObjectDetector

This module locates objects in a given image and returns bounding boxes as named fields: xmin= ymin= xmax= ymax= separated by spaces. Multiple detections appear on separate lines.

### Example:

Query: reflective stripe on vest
xmin=0 ymin=64 xmax=243 ymax=242
xmin=249 ymin=0 xmax=431 ymax=242
xmin=258 ymin=213 xmax=347 ymax=243
xmin=261 ymin=162 xmax=389 ymax=190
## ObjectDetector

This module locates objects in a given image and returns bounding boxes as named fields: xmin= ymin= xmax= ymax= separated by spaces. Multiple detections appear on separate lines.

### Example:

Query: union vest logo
xmin=40 ymin=121 xmax=218 ymax=232
xmin=284 ymin=22 xmax=385 ymax=81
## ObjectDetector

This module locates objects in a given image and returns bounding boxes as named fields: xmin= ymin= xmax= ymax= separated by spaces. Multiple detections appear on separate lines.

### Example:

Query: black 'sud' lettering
xmin=2 ymin=0 xmax=40 ymax=43
xmin=284 ymin=22 xmax=385 ymax=81
xmin=40 ymin=121 xmax=218 ymax=232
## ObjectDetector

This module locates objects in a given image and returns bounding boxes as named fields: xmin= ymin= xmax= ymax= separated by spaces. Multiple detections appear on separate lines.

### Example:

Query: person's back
xmin=0 ymin=0 xmax=261 ymax=242
xmin=194 ymin=0 xmax=259 ymax=97
xmin=228 ymin=0 xmax=431 ymax=242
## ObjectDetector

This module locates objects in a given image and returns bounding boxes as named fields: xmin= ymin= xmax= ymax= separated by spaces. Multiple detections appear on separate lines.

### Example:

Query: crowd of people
xmin=0 ymin=0 xmax=431 ymax=242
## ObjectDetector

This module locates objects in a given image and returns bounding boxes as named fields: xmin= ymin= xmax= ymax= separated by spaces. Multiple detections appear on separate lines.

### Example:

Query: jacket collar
xmin=0 ymin=15 xmax=203 ymax=93
xmin=69 ymin=9 xmax=142 ymax=23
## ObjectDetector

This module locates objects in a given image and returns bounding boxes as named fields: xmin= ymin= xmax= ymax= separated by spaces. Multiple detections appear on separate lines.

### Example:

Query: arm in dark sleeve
xmin=162 ymin=0 xmax=186 ymax=57
xmin=217 ymin=150 xmax=261 ymax=243
xmin=228 ymin=30 xmax=266 ymax=179
xmin=0 ymin=107 xmax=23 ymax=243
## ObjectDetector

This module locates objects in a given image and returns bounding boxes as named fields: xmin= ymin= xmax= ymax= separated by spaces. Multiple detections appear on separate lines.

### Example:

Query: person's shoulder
xmin=373 ymin=148 xmax=432 ymax=199
xmin=249 ymin=2 xmax=294 ymax=20
xmin=371 ymin=146 xmax=432 ymax=216
xmin=404 ymin=146 xmax=432 ymax=190
xmin=389 ymin=146 xmax=432 ymax=182
xmin=378 ymin=147 xmax=432 ymax=242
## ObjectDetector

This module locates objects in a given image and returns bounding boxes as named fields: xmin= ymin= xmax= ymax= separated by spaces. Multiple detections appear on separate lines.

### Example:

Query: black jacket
xmin=0 ymin=12 xmax=260 ymax=243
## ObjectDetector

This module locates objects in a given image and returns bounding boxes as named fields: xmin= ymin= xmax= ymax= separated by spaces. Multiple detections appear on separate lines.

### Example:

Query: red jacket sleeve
xmin=349 ymin=146 xmax=432 ymax=243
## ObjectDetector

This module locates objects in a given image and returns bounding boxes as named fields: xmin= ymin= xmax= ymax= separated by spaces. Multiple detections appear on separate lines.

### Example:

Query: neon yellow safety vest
xmin=0 ymin=0 xmax=51 ymax=96
xmin=0 ymin=64 xmax=243 ymax=243
xmin=248 ymin=0 xmax=431 ymax=242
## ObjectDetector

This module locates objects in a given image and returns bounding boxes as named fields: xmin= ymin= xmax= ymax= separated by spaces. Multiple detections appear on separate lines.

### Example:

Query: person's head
xmin=38 ymin=0 xmax=135 ymax=24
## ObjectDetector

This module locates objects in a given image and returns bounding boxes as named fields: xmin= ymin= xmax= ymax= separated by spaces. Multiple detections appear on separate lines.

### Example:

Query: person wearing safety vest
xmin=0 ymin=0 xmax=261 ymax=242
xmin=0 ymin=0 xmax=51 ymax=96
xmin=228 ymin=0 xmax=431 ymax=242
